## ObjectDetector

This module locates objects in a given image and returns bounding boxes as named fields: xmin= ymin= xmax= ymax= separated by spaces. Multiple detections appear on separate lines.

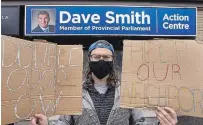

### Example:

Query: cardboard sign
xmin=1 ymin=35 xmax=83 ymax=124
xmin=120 ymin=39 xmax=203 ymax=117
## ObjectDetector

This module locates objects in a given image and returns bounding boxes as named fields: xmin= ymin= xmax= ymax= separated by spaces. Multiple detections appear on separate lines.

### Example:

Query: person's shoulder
xmin=32 ymin=25 xmax=42 ymax=32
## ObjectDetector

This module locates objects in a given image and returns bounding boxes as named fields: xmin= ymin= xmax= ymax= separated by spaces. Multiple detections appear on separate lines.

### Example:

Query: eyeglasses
xmin=90 ymin=54 xmax=113 ymax=61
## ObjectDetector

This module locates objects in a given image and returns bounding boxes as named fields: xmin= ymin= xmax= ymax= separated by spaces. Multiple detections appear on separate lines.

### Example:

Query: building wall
xmin=197 ymin=8 xmax=203 ymax=41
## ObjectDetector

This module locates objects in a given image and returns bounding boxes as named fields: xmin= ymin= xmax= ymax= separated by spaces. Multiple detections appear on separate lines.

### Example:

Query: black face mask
xmin=89 ymin=60 xmax=113 ymax=79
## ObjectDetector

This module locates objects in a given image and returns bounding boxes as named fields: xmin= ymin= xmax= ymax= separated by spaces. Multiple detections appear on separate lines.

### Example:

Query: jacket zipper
xmin=82 ymin=93 xmax=100 ymax=124
xmin=106 ymin=87 xmax=120 ymax=125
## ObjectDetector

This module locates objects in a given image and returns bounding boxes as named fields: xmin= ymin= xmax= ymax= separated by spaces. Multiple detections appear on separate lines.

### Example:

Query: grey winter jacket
xmin=48 ymin=85 xmax=160 ymax=125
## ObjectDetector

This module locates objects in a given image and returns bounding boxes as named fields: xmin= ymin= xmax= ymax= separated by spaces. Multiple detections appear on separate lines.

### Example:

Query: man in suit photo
xmin=32 ymin=10 xmax=55 ymax=33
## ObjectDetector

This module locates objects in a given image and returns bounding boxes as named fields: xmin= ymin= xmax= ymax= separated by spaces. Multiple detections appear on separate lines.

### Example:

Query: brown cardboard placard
xmin=120 ymin=40 xmax=203 ymax=117
xmin=55 ymin=45 xmax=83 ymax=115
xmin=33 ymin=39 xmax=48 ymax=43
xmin=1 ymin=35 xmax=83 ymax=124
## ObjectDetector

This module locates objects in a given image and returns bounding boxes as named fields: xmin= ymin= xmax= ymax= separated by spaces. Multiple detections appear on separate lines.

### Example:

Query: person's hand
xmin=30 ymin=114 xmax=48 ymax=125
xmin=155 ymin=107 xmax=178 ymax=125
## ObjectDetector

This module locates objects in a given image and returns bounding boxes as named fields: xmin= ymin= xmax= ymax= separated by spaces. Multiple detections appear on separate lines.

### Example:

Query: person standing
xmin=30 ymin=40 xmax=178 ymax=125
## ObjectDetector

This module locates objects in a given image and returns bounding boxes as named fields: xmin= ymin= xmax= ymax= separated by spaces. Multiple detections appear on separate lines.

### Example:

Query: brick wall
xmin=197 ymin=8 xmax=203 ymax=41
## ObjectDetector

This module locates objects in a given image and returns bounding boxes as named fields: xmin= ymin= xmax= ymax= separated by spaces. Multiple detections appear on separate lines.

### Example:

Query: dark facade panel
xmin=1 ymin=6 xmax=20 ymax=35
xmin=1 ymin=0 xmax=203 ymax=1
xmin=1 ymin=1 xmax=203 ymax=7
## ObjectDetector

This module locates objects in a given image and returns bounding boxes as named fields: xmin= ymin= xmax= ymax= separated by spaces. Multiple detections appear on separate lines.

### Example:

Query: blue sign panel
xmin=25 ymin=5 xmax=197 ymax=36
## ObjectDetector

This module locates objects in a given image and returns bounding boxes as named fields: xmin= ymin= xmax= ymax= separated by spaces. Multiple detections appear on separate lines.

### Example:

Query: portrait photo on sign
xmin=31 ymin=9 xmax=56 ymax=33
